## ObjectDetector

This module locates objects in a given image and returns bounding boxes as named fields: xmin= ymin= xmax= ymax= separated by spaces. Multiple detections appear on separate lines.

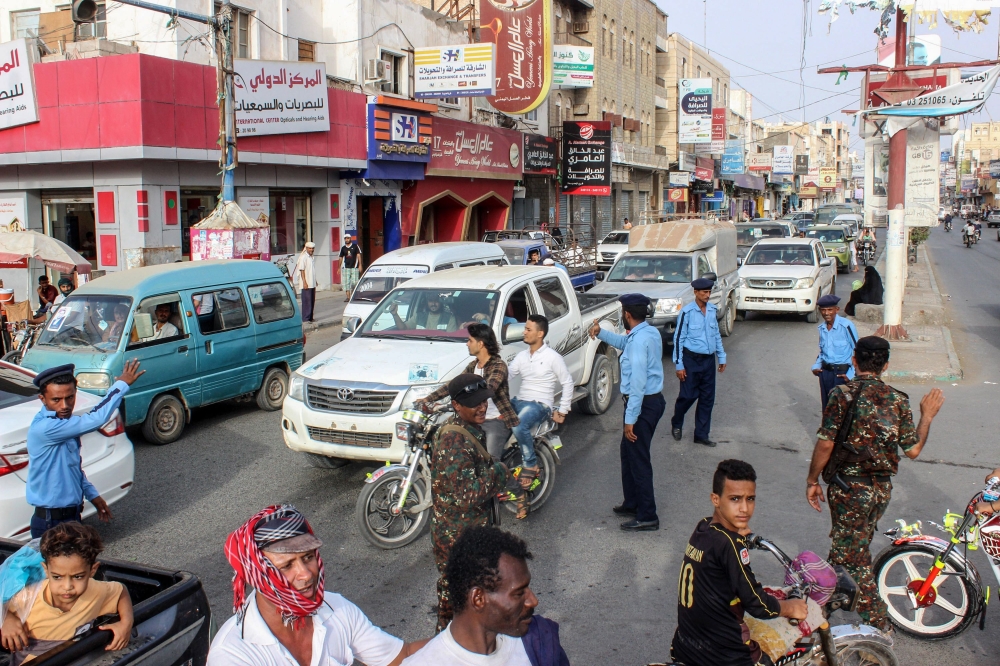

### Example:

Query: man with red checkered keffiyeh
xmin=207 ymin=505 xmax=428 ymax=666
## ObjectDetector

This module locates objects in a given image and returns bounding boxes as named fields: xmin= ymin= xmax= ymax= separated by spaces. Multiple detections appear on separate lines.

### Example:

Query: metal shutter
xmin=597 ymin=196 xmax=613 ymax=236
xmin=618 ymin=190 xmax=632 ymax=224
xmin=559 ymin=194 xmax=568 ymax=227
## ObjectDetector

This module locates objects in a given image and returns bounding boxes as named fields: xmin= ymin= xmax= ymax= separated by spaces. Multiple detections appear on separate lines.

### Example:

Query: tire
xmin=578 ymin=353 xmax=613 ymax=415
xmin=141 ymin=394 xmax=186 ymax=445
xmin=718 ymin=296 xmax=735 ymax=338
xmin=831 ymin=277 xmax=837 ymax=295
xmin=874 ymin=543 xmax=978 ymax=639
xmin=256 ymin=367 xmax=288 ymax=411
xmin=1 ymin=350 xmax=22 ymax=364
xmin=502 ymin=441 xmax=556 ymax=515
xmin=355 ymin=470 xmax=431 ymax=549
xmin=830 ymin=637 xmax=899 ymax=666
xmin=806 ymin=306 xmax=819 ymax=323
xmin=305 ymin=453 xmax=351 ymax=469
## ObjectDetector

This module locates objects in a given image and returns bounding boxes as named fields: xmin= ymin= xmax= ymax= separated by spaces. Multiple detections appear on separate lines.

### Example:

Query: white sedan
xmin=0 ymin=361 xmax=135 ymax=539
xmin=736 ymin=238 xmax=837 ymax=323
xmin=597 ymin=231 xmax=630 ymax=270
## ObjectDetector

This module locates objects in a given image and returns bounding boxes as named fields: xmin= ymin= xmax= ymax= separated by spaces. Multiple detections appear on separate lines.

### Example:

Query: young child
xmin=1 ymin=523 xmax=133 ymax=653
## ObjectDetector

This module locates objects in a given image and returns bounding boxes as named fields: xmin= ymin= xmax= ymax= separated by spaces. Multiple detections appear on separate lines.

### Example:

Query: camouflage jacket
xmin=817 ymin=376 xmax=918 ymax=476
xmin=430 ymin=416 xmax=507 ymax=524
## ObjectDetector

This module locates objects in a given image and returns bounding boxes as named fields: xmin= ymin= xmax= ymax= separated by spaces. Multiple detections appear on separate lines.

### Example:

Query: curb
xmin=920 ymin=243 xmax=964 ymax=381
xmin=304 ymin=318 xmax=341 ymax=333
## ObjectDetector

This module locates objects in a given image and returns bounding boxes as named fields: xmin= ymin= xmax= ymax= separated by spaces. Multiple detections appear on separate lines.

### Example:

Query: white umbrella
xmin=0 ymin=229 xmax=92 ymax=274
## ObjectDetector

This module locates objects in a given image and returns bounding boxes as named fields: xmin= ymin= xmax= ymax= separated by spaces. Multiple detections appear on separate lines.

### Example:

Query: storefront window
xmin=269 ymin=193 xmax=311 ymax=255
xmin=43 ymin=192 xmax=96 ymax=267
xmin=181 ymin=190 xmax=217 ymax=257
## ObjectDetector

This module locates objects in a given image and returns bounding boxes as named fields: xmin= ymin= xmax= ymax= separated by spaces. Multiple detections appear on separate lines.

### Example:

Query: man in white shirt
xmin=293 ymin=242 xmax=317 ymax=323
xmin=507 ymin=315 xmax=573 ymax=512
xmin=149 ymin=303 xmax=178 ymax=340
xmin=209 ymin=505 xmax=427 ymax=666
xmin=402 ymin=526 xmax=568 ymax=666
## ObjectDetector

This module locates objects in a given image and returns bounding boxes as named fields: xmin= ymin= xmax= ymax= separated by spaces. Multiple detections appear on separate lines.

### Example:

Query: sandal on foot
xmin=518 ymin=466 xmax=539 ymax=490
xmin=515 ymin=493 xmax=530 ymax=520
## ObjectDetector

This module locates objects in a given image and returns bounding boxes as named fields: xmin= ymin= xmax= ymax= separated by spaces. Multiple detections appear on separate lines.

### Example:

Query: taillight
xmin=99 ymin=413 xmax=124 ymax=437
xmin=0 ymin=451 xmax=28 ymax=477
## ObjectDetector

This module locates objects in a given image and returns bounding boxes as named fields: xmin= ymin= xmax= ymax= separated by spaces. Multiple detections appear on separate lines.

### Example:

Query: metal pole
xmin=220 ymin=0 xmax=236 ymax=203
xmin=111 ymin=0 xmax=213 ymax=25
xmin=880 ymin=7 xmax=909 ymax=340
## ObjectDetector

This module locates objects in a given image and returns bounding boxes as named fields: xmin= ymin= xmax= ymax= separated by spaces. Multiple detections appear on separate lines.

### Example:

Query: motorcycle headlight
xmin=401 ymin=384 xmax=444 ymax=411
xmin=288 ymin=374 xmax=305 ymax=401
xmin=794 ymin=277 xmax=815 ymax=289
xmin=76 ymin=372 xmax=111 ymax=390
xmin=654 ymin=298 xmax=683 ymax=316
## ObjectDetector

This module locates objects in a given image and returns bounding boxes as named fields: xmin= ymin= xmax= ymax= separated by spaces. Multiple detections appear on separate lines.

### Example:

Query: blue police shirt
xmin=673 ymin=301 xmax=726 ymax=371
xmin=811 ymin=315 xmax=858 ymax=379
xmin=597 ymin=321 xmax=664 ymax=425
xmin=26 ymin=380 xmax=130 ymax=509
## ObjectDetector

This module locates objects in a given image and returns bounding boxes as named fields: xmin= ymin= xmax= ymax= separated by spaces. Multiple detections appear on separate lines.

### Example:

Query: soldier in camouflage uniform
xmin=806 ymin=336 xmax=944 ymax=629
xmin=430 ymin=373 xmax=510 ymax=632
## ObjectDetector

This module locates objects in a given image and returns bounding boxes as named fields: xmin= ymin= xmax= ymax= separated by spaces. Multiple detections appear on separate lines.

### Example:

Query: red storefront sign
xmin=711 ymin=107 xmax=726 ymax=151
xmin=481 ymin=0 xmax=553 ymax=114
xmin=428 ymin=117 xmax=523 ymax=180
xmin=695 ymin=156 xmax=714 ymax=182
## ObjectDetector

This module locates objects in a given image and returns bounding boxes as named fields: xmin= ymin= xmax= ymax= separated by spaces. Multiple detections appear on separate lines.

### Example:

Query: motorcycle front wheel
xmin=817 ymin=638 xmax=898 ymax=666
xmin=501 ymin=441 xmax=556 ymax=515
xmin=874 ymin=543 xmax=978 ymax=639
xmin=355 ymin=470 xmax=431 ymax=549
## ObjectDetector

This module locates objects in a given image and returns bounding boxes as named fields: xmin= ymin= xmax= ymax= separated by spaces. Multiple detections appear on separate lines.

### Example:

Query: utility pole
xmin=73 ymin=0 xmax=235 ymax=204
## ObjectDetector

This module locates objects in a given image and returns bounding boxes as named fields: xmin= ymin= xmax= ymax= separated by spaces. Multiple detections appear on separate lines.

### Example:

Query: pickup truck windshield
xmin=736 ymin=225 xmax=788 ymax=246
xmin=607 ymin=255 xmax=692 ymax=283
xmin=745 ymin=245 xmax=815 ymax=265
xmin=815 ymin=207 xmax=855 ymax=226
xmin=502 ymin=247 xmax=525 ymax=264
xmin=36 ymin=295 xmax=134 ymax=351
xmin=806 ymin=229 xmax=846 ymax=243
xmin=359 ymin=288 xmax=499 ymax=340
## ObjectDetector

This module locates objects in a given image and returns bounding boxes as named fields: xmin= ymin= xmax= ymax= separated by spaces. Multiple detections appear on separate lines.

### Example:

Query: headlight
xmin=400 ymin=384 xmax=444 ymax=410
xmin=737 ymin=277 xmax=747 ymax=288
xmin=288 ymin=374 xmax=305 ymax=401
xmin=835 ymin=245 xmax=848 ymax=253
xmin=794 ymin=277 xmax=815 ymax=289
xmin=76 ymin=372 xmax=111 ymax=390
xmin=654 ymin=298 xmax=683 ymax=316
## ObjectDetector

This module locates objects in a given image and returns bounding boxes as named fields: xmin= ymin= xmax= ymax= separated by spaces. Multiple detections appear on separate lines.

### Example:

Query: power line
xmin=252 ymin=15 xmax=414 ymax=49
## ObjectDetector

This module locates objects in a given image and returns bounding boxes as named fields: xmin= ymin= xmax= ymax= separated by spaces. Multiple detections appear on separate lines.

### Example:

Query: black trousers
xmin=819 ymin=367 xmax=848 ymax=407
xmin=671 ymin=349 xmax=716 ymax=440
xmin=30 ymin=507 xmax=82 ymax=539
xmin=300 ymin=287 xmax=316 ymax=322
xmin=620 ymin=393 xmax=666 ymax=523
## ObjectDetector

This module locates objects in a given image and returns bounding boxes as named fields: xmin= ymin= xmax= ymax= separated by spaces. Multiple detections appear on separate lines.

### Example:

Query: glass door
xmin=42 ymin=191 xmax=96 ymax=272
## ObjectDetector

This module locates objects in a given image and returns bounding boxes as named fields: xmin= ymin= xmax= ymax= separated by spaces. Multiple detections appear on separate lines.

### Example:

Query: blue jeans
xmin=510 ymin=398 xmax=550 ymax=468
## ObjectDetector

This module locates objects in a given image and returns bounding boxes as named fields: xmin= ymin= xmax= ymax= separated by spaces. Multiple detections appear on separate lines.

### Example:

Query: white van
xmin=341 ymin=242 xmax=508 ymax=338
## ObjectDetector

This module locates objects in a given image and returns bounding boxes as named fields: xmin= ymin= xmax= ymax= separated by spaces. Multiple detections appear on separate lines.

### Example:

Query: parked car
xmin=0 ymin=360 xmax=134 ymax=539
xmin=282 ymin=265 xmax=621 ymax=467
xmin=736 ymin=238 xmax=836 ymax=323
xmin=342 ymin=242 xmax=508 ymax=339
xmin=805 ymin=225 xmax=852 ymax=273
xmin=596 ymin=231 xmax=630 ymax=270
xmin=782 ymin=211 xmax=814 ymax=233
xmin=735 ymin=220 xmax=796 ymax=260
xmin=0 ymin=538 xmax=211 ymax=666
xmin=21 ymin=260 xmax=303 ymax=445
xmin=987 ymin=211 xmax=1000 ymax=228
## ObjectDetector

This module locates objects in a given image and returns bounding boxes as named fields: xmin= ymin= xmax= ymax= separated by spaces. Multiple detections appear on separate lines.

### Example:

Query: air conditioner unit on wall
xmin=364 ymin=59 xmax=390 ymax=83
xmin=572 ymin=21 xmax=590 ymax=34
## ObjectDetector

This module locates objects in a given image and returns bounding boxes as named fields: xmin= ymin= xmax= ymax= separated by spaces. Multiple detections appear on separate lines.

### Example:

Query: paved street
xmin=93 ymin=232 xmax=997 ymax=665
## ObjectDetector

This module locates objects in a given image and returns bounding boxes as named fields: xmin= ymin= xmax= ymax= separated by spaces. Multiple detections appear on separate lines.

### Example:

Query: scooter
xmin=355 ymin=404 xmax=561 ymax=549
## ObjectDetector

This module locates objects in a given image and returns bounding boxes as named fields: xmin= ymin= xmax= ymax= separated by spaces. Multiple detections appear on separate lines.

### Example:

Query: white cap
xmin=304 ymin=242 xmax=316 ymax=248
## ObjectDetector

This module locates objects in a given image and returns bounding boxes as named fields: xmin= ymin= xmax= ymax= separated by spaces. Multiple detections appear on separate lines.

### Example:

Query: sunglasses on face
xmin=457 ymin=379 xmax=488 ymax=396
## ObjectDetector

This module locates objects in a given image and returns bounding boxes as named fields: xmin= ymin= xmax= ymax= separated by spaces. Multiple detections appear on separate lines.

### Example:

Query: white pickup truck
xmin=282 ymin=265 xmax=623 ymax=466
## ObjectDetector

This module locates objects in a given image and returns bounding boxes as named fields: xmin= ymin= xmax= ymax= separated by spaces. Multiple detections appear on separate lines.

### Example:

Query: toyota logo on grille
xmin=337 ymin=388 xmax=355 ymax=401
xmin=765 ymin=280 xmax=776 ymax=288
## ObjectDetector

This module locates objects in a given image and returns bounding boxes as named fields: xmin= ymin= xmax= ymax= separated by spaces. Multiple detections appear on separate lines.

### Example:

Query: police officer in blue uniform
xmin=26 ymin=360 xmax=144 ymax=538
xmin=811 ymin=293 xmax=859 ymax=407
xmin=671 ymin=278 xmax=726 ymax=447
xmin=589 ymin=293 xmax=665 ymax=531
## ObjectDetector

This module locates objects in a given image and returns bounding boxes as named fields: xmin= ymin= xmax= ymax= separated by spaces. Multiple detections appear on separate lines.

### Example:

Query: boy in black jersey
xmin=670 ymin=460 xmax=808 ymax=666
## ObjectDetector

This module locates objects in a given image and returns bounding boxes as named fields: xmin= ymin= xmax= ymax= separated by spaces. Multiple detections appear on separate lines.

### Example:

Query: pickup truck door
xmin=497 ymin=281 xmax=536 ymax=397
xmin=530 ymin=274 xmax=585 ymax=384
xmin=697 ymin=254 xmax=724 ymax=310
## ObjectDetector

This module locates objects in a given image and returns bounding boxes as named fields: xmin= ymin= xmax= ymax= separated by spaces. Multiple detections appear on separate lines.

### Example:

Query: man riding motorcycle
xmin=963 ymin=219 xmax=978 ymax=244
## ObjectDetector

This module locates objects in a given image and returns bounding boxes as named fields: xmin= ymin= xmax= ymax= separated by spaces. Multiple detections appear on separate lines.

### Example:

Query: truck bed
xmin=0 ymin=540 xmax=210 ymax=666
xmin=577 ymin=292 xmax=619 ymax=316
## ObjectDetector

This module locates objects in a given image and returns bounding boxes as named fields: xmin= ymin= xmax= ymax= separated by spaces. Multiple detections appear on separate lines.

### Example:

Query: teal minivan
xmin=21 ymin=260 xmax=303 ymax=444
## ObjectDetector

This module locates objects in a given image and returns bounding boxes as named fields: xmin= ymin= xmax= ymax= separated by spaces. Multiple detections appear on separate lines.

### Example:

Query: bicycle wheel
xmin=874 ymin=544 xmax=978 ymax=639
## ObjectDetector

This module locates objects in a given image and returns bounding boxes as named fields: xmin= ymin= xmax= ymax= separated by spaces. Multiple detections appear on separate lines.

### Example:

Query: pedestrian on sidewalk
xmin=811 ymin=294 xmax=858 ymax=407
xmin=293 ymin=242 xmax=316 ymax=323
xmin=844 ymin=266 xmax=883 ymax=317
xmin=671 ymin=278 xmax=726 ymax=447
xmin=339 ymin=234 xmax=362 ymax=301
xmin=622 ymin=217 xmax=632 ymax=230
xmin=589 ymin=293 xmax=665 ymax=532
xmin=805 ymin=337 xmax=945 ymax=632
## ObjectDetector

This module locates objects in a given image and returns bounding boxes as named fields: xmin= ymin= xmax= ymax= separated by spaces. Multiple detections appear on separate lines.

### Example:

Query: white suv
xmin=736 ymin=238 xmax=836 ymax=323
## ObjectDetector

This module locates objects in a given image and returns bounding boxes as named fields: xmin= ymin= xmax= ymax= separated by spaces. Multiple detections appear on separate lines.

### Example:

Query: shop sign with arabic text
xmin=428 ymin=117 xmax=523 ymax=179
xmin=234 ymin=60 xmax=330 ymax=136
xmin=414 ymin=45 xmax=495 ymax=99
xmin=562 ymin=121 xmax=611 ymax=195
xmin=523 ymin=134 xmax=557 ymax=175
xmin=481 ymin=0 xmax=553 ymax=114
xmin=0 ymin=39 xmax=38 ymax=131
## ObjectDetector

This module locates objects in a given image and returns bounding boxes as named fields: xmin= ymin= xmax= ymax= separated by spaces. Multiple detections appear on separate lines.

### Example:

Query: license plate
xmin=548 ymin=435 xmax=563 ymax=450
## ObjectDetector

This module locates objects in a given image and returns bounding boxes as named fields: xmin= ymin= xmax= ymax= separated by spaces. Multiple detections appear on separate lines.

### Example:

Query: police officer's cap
xmin=855 ymin=336 xmax=890 ymax=353
xmin=691 ymin=277 xmax=714 ymax=290
xmin=618 ymin=293 xmax=650 ymax=307
xmin=817 ymin=294 xmax=841 ymax=308
xmin=33 ymin=364 xmax=75 ymax=390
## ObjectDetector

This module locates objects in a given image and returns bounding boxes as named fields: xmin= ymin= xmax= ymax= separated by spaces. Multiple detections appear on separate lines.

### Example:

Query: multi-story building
xmin=814 ymin=119 xmax=851 ymax=203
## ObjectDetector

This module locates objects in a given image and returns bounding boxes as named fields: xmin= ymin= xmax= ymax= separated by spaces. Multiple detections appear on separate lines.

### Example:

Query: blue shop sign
xmin=702 ymin=190 xmax=725 ymax=203
xmin=368 ymin=104 xmax=433 ymax=163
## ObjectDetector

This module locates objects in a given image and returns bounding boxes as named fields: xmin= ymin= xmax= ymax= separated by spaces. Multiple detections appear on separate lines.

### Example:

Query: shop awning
xmin=722 ymin=173 xmax=765 ymax=191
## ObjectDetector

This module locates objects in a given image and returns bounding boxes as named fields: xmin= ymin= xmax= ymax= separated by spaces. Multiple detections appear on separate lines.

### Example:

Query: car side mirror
xmin=820 ymin=258 xmax=832 ymax=267
xmin=596 ymin=272 xmax=605 ymax=281
xmin=702 ymin=272 xmax=717 ymax=281
xmin=344 ymin=316 xmax=361 ymax=333
xmin=736 ymin=257 xmax=743 ymax=267
xmin=503 ymin=322 xmax=525 ymax=344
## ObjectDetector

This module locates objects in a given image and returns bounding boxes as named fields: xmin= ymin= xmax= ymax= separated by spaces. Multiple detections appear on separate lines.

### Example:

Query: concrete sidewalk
xmin=301 ymin=288 xmax=348 ymax=333
xmin=849 ymin=241 xmax=963 ymax=383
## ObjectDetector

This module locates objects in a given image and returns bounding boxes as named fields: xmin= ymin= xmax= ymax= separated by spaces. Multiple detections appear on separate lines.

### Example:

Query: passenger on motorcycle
xmin=963 ymin=220 xmax=977 ymax=242
xmin=975 ymin=466 xmax=1000 ymax=516
xmin=508 ymin=314 xmax=574 ymax=519
xmin=670 ymin=460 xmax=808 ymax=666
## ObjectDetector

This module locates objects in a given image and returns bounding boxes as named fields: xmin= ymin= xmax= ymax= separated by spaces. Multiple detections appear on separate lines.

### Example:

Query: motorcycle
xmin=873 ymin=477 xmax=1000 ymax=640
xmin=2 ymin=322 xmax=42 ymax=365
xmin=944 ymin=219 xmax=952 ymax=232
xmin=963 ymin=227 xmax=978 ymax=248
xmin=859 ymin=239 xmax=876 ymax=266
xmin=355 ymin=404 xmax=562 ymax=549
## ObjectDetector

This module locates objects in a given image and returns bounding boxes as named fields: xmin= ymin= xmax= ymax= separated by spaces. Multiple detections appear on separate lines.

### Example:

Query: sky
xmin=656 ymin=0 xmax=1000 ymax=155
